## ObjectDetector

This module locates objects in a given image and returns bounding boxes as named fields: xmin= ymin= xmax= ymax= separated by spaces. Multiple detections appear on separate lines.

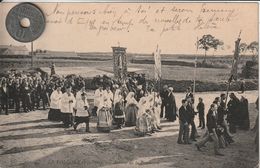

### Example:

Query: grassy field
xmin=0 ymin=58 xmax=230 ymax=82
xmin=0 ymin=55 xmax=258 ymax=92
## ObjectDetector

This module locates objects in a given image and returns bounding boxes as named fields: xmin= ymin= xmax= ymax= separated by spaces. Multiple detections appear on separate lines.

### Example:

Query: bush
xmin=131 ymin=59 xmax=229 ymax=69
xmin=241 ymin=60 xmax=258 ymax=79
xmin=155 ymin=79 xmax=258 ymax=92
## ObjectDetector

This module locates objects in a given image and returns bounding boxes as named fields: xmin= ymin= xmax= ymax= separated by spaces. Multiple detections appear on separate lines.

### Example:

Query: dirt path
xmin=0 ymin=91 xmax=258 ymax=168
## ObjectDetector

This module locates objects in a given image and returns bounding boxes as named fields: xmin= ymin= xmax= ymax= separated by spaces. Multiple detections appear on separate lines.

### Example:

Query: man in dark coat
xmin=187 ymin=97 xmax=198 ymax=141
xmin=0 ymin=80 xmax=9 ymax=115
xmin=21 ymin=81 xmax=32 ymax=112
xmin=239 ymin=96 xmax=250 ymax=130
xmin=30 ymin=81 xmax=38 ymax=111
xmin=177 ymin=99 xmax=191 ymax=144
xmin=218 ymin=93 xmax=234 ymax=144
xmin=195 ymin=103 xmax=224 ymax=156
xmin=227 ymin=93 xmax=240 ymax=133
xmin=13 ymin=81 xmax=21 ymax=113
xmin=39 ymin=80 xmax=48 ymax=110
xmin=160 ymin=85 xmax=168 ymax=118
xmin=165 ymin=87 xmax=177 ymax=122
xmin=197 ymin=97 xmax=205 ymax=129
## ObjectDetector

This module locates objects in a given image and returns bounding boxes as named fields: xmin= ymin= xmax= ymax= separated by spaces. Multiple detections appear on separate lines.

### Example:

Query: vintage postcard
xmin=0 ymin=2 xmax=259 ymax=168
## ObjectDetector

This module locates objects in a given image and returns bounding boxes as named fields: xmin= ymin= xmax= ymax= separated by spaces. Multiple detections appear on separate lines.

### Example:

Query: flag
xmin=230 ymin=37 xmax=241 ymax=81
xmin=153 ymin=45 xmax=162 ymax=81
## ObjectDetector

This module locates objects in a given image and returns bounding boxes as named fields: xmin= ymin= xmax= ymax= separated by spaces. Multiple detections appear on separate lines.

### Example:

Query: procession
xmin=0 ymin=2 xmax=259 ymax=168
xmin=0 ymin=45 xmax=258 ymax=158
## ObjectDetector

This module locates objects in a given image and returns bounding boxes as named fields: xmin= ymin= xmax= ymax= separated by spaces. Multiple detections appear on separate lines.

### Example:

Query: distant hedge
xmin=131 ymin=59 xmax=229 ymax=69
xmin=159 ymin=79 xmax=258 ymax=92
xmin=83 ymin=78 xmax=258 ymax=92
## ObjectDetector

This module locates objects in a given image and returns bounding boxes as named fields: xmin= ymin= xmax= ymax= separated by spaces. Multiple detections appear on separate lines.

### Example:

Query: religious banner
xmin=153 ymin=45 xmax=162 ymax=81
xmin=230 ymin=34 xmax=241 ymax=81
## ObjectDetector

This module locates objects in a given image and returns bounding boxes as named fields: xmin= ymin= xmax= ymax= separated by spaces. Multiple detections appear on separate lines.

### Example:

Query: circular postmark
xmin=5 ymin=3 xmax=45 ymax=43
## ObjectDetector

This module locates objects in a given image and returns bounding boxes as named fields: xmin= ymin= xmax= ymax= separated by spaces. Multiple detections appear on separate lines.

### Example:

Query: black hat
xmin=81 ymin=91 xmax=87 ymax=96
xmin=220 ymin=93 xmax=226 ymax=97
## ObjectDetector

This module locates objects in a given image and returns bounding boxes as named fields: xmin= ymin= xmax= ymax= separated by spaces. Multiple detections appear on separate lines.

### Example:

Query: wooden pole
xmin=193 ymin=37 xmax=199 ymax=105
xmin=31 ymin=41 xmax=34 ymax=67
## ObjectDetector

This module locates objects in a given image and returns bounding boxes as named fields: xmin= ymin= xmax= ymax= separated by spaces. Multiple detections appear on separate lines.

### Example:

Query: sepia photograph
xmin=0 ymin=2 xmax=259 ymax=168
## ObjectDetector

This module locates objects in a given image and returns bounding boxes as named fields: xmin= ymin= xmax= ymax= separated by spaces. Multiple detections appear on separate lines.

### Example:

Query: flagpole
xmin=31 ymin=41 xmax=34 ymax=67
xmin=154 ymin=44 xmax=161 ymax=92
xmin=193 ymin=37 xmax=199 ymax=104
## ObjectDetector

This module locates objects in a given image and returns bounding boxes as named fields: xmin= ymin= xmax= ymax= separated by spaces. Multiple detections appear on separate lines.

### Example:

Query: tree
xmin=239 ymin=43 xmax=248 ymax=61
xmin=239 ymin=43 xmax=248 ymax=53
xmin=198 ymin=34 xmax=223 ymax=62
xmin=247 ymin=41 xmax=259 ymax=61
xmin=211 ymin=38 xmax=224 ymax=56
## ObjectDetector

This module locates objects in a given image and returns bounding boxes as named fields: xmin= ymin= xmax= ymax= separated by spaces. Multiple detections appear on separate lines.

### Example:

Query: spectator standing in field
xmin=165 ymin=87 xmax=177 ymax=122
xmin=13 ymin=80 xmax=21 ymax=113
xmin=50 ymin=63 xmax=56 ymax=76
xmin=227 ymin=93 xmax=240 ymax=133
xmin=254 ymin=97 xmax=259 ymax=152
xmin=60 ymin=86 xmax=76 ymax=128
xmin=239 ymin=95 xmax=250 ymax=130
xmin=195 ymin=103 xmax=224 ymax=156
xmin=160 ymin=85 xmax=168 ymax=118
xmin=197 ymin=97 xmax=205 ymax=129
xmin=252 ymin=97 xmax=259 ymax=132
xmin=187 ymin=97 xmax=199 ymax=141
xmin=177 ymin=99 xmax=191 ymax=144
xmin=218 ymin=93 xmax=234 ymax=145
xmin=0 ymin=80 xmax=9 ymax=115
xmin=30 ymin=80 xmax=37 ymax=111
xmin=21 ymin=81 xmax=32 ymax=112
xmin=39 ymin=80 xmax=48 ymax=110
xmin=74 ymin=92 xmax=91 ymax=132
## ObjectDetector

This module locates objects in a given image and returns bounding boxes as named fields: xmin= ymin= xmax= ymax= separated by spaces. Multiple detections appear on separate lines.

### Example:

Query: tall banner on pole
xmin=230 ymin=33 xmax=241 ymax=81
xmin=224 ymin=31 xmax=242 ymax=108
xmin=153 ymin=45 xmax=162 ymax=81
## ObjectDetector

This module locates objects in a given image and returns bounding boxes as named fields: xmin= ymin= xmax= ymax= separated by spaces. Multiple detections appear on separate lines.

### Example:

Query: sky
xmin=0 ymin=2 xmax=258 ymax=55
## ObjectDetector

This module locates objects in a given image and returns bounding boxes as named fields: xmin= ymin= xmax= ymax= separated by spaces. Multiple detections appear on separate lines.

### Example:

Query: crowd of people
xmin=0 ymin=75 xmax=52 ymax=115
xmin=0 ymin=69 xmax=258 ymax=155
xmin=193 ymin=93 xmax=253 ymax=156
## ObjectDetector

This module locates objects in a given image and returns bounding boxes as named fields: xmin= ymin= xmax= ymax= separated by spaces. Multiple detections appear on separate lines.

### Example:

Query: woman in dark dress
xmin=165 ymin=87 xmax=177 ymax=122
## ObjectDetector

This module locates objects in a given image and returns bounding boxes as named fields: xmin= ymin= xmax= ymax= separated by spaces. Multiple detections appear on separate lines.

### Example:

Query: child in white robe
xmin=74 ymin=92 xmax=91 ymax=132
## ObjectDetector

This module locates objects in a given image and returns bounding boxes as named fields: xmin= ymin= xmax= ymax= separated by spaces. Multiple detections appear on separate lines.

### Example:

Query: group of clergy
xmin=47 ymin=82 xmax=164 ymax=135
xmin=48 ymin=83 xmax=91 ymax=132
